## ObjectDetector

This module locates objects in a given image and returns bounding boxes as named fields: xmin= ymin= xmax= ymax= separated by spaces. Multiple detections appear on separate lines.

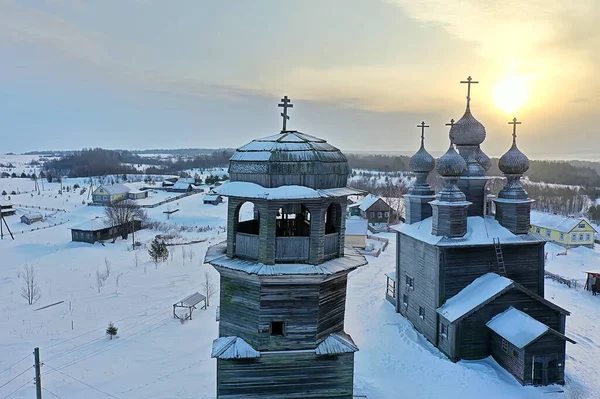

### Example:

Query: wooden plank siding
xmin=317 ymin=274 xmax=349 ymax=342
xmin=257 ymin=277 xmax=323 ymax=351
xmin=235 ymin=233 xmax=259 ymax=260
xmin=437 ymin=316 xmax=455 ymax=360
xmin=275 ymin=237 xmax=310 ymax=262
xmin=216 ymin=352 xmax=354 ymax=399
xmin=456 ymin=289 xmax=564 ymax=360
xmin=218 ymin=269 xmax=262 ymax=347
xmin=442 ymin=242 xmax=545 ymax=300
xmin=524 ymin=334 xmax=567 ymax=385
xmin=396 ymin=233 xmax=441 ymax=345
xmin=489 ymin=331 xmax=526 ymax=384
xmin=324 ymin=233 xmax=340 ymax=257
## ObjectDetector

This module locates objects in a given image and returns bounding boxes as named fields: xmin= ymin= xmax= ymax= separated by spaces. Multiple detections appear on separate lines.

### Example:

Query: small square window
xmin=419 ymin=306 xmax=425 ymax=320
xmin=402 ymin=294 xmax=408 ymax=307
xmin=501 ymin=339 xmax=508 ymax=353
xmin=384 ymin=211 xmax=390 ymax=217
xmin=513 ymin=350 xmax=519 ymax=358
xmin=270 ymin=321 xmax=285 ymax=336
xmin=377 ymin=212 xmax=383 ymax=218
xmin=546 ymin=230 xmax=551 ymax=237
xmin=560 ymin=233 xmax=564 ymax=240
xmin=572 ymin=234 xmax=577 ymax=241
xmin=579 ymin=223 xmax=585 ymax=229
xmin=405 ymin=276 xmax=414 ymax=289
xmin=586 ymin=233 xmax=591 ymax=241
xmin=579 ymin=234 xmax=584 ymax=241
xmin=441 ymin=324 xmax=448 ymax=339
xmin=536 ymin=227 xmax=540 ymax=234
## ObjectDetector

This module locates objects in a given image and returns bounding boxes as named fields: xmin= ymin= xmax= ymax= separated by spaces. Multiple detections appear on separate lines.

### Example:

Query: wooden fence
xmin=12 ymin=220 xmax=70 ymax=235
xmin=87 ymin=191 xmax=200 ymax=209
xmin=14 ymin=204 xmax=67 ymax=212
xmin=544 ymin=271 xmax=578 ymax=289
xmin=275 ymin=236 xmax=309 ymax=261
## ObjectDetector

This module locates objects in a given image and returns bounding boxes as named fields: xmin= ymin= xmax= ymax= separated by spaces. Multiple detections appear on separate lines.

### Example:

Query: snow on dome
xmin=499 ymin=138 xmax=529 ymax=175
xmin=474 ymin=146 xmax=491 ymax=171
xmin=486 ymin=307 xmax=549 ymax=349
xmin=437 ymin=143 xmax=467 ymax=177
xmin=228 ymin=130 xmax=350 ymax=189
xmin=409 ymin=143 xmax=435 ymax=173
xmin=449 ymin=107 xmax=486 ymax=146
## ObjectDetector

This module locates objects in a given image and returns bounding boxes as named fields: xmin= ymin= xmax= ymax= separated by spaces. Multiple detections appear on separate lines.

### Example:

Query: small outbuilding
xmin=21 ymin=212 xmax=43 ymax=225
xmin=203 ymin=194 xmax=223 ymax=205
xmin=344 ymin=217 xmax=368 ymax=248
xmin=169 ymin=182 xmax=197 ymax=193
xmin=584 ymin=271 xmax=600 ymax=292
xmin=0 ymin=198 xmax=16 ymax=217
xmin=70 ymin=218 xmax=143 ymax=244
xmin=128 ymin=189 xmax=148 ymax=200
xmin=348 ymin=194 xmax=394 ymax=223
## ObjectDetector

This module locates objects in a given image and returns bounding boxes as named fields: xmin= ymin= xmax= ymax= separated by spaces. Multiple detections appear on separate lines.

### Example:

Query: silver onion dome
xmin=474 ymin=145 xmax=491 ymax=171
xmin=409 ymin=140 xmax=435 ymax=173
xmin=437 ymin=141 xmax=467 ymax=177
xmin=499 ymin=137 xmax=529 ymax=175
xmin=449 ymin=106 xmax=486 ymax=146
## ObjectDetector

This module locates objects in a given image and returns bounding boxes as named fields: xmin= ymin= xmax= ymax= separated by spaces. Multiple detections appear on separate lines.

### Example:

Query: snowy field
xmin=1 ymin=205 xmax=599 ymax=398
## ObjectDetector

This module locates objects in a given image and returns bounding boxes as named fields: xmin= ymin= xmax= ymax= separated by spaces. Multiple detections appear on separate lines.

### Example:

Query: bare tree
xmin=20 ymin=264 xmax=41 ymax=305
xmin=170 ymin=246 xmax=176 ymax=262
xmin=115 ymin=273 xmax=123 ymax=294
xmin=188 ymin=247 xmax=195 ymax=263
xmin=96 ymin=269 xmax=108 ymax=293
xmin=181 ymin=246 xmax=187 ymax=266
xmin=134 ymin=250 xmax=139 ymax=267
xmin=104 ymin=257 xmax=112 ymax=278
xmin=203 ymin=271 xmax=216 ymax=307
xmin=104 ymin=199 xmax=147 ymax=243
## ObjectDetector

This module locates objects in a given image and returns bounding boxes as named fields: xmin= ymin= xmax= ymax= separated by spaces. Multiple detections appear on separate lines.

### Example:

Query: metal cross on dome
xmin=509 ymin=117 xmax=522 ymax=140
xmin=278 ymin=95 xmax=293 ymax=132
xmin=460 ymin=76 xmax=479 ymax=107
xmin=445 ymin=118 xmax=456 ymax=144
xmin=417 ymin=121 xmax=429 ymax=141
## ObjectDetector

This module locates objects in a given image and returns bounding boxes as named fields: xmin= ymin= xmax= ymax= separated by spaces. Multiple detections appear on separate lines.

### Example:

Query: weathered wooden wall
xmin=442 ymin=242 xmax=545 ymax=299
xmin=317 ymin=274 xmax=348 ymax=342
xmin=404 ymin=194 xmax=435 ymax=225
xmin=457 ymin=178 xmax=487 ymax=217
xmin=495 ymin=201 xmax=532 ymax=235
xmin=216 ymin=352 xmax=355 ymax=399
xmin=489 ymin=331 xmax=525 ymax=384
xmin=524 ymin=334 xmax=566 ymax=385
xmin=397 ymin=233 xmax=441 ymax=344
xmin=431 ymin=203 xmax=469 ymax=237
xmin=457 ymin=289 xmax=564 ymax=360
xmin=436 ymin=317 xmax=455 ymax=360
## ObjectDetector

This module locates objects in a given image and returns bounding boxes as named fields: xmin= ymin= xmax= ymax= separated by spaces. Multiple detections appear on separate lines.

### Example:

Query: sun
xmin=493 ymin=76 xmax=529 ymax=114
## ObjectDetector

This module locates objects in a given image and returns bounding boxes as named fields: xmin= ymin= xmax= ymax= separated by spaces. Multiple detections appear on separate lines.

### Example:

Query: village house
xmin=169 ymin=181 xmax=197 ymax=193
xmin=128 ymin=189 xmax=149 ymax=200
xmin=0 ymin=197 xmax=16 ymax=217
xmin=530 ymin=211 xmax=596 ymax=248
xmin=203 ymin=194 xmax=223 ymax=205
xmin=70 ymin=218 xmax=143 ymax=244
xmin=91 ymin=184 xmax=130 ymax=204
xmin=390 ymin=79 xmax=575 ymax=386
xmin=20 ymin=212 xmax=43 ymax=225
xmin=348 ymin=194 xmax=394 ymax=223
xmin=344 ymin=217 xmax=368 ymax=249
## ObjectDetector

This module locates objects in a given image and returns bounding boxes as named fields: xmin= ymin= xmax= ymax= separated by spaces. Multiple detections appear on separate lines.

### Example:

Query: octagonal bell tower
xmin=205 ymin=96 xmax=367 ymax=399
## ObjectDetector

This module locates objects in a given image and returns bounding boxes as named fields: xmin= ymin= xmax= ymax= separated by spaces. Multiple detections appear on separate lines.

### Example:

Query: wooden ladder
xmin=493 ymin=238 xmax=507 ymax=276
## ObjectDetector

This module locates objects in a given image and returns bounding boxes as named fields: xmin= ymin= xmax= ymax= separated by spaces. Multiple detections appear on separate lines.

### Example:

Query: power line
xmin=1 ymin=378 xmax=32 ymax=399
xmin=43 ymin=364 xmax=119 ymax=399
xmin=0 ymin=354 xmax=30 ymax=377
xmin=0 ymin=367 xmax=32 ymax=390
xmin=43 ymin=387 xmax=63 ymax=398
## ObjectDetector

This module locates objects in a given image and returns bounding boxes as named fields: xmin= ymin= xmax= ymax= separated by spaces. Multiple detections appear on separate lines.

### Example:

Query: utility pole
xmin=34 ymin=347 xmax=42 ymax=399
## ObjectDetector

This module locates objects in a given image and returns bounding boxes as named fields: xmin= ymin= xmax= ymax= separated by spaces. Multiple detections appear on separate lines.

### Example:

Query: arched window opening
xmin=238 ymin=201 xmax=260 ymax=235
xmin=276 ymin=203 xmax=311 ymax=237
xmin=325 ymin=203 xmax=342 ymax=235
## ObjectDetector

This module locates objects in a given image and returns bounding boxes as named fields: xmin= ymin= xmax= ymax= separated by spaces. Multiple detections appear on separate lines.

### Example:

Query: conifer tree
xmin=106 ymin=322 xmax=118 ymax=340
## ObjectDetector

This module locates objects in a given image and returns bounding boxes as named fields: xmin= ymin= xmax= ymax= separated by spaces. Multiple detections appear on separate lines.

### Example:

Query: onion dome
xmin=409 ymin=138 xmax=435 ymax=173
xmin=474 ymin=145 xmax=491 ymax=171
xmin=499 ymin=136 xmax=529 ymax=175
xmin=449 ymin=107 xmax=486 ymax=146
xmin=437 ymin=141 xmax=467 ymax=177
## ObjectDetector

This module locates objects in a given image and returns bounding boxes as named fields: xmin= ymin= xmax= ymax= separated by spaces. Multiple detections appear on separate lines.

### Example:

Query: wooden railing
xmin=235 ymin=233 xmax=259 ymax=259
xmin=275 ymin=236 xmax=309 ymax=262
xmin=324 ymin=233 xmax=339 ymax=256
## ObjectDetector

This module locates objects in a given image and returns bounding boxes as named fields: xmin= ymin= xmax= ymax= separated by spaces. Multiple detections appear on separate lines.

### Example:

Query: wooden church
xmin=390 ymin=77 xmax=575 ymax=386
xmin=205 ymin=96 xmax=368 ymax=398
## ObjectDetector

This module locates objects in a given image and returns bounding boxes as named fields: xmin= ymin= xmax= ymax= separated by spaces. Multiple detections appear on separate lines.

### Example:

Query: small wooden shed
xmin=21 ymin=212 xmax=43 ymax=225
xmin=584 ymin=271 xmax=600 ymax=292
xmin=173 ymin=292 xmax=207 ymax=320
xmin=203 ymin=194 xmax=223 ymax=205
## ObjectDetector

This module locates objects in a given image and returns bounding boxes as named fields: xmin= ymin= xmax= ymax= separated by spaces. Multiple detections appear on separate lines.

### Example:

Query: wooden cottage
xmin=128 ymin=189 xmax=148 ymax=200
xmin=169 ymin=182 xmax=196 ymax=193
xmin=348 ymin=194 xmax=394 ymax=223
xmin=0 ymin=198 xmax=16 ymax=217
xmin=204 ymin=97 xmax=368 ymax=399
xmin=390 ymin=80 xmax=574 ymax=386
xmin=91 ymin=184 xmax=130 ymax=204
xmin=203 ymin=194 xmax=223 ymax=205
xmin=70 ymin=218 xmax=143 ymax=243
xmin=530 ymin=211 xmax=596 ymax=248
xmin=21 ymin=212 xmax=43 ymax=225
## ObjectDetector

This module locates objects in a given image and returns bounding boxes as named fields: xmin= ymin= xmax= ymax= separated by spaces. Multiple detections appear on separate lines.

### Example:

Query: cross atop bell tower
xmin=460 ymin=76 xmax=479 ymax=108
xmin=278 ymin=95 xmax=293 ymax=131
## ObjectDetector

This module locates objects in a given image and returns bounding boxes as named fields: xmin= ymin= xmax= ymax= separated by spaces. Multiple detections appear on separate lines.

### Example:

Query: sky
xmin=0 ymin=0 xmax=599 ymax=158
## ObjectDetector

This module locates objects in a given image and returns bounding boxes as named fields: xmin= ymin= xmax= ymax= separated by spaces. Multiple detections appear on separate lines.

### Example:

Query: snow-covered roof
xmin=385 ymin=272 xmax=396 ymax=282
xmin=214 ymin=181 xmax=363 ymax=200
xmin=392 ymin=216 xmax=543 ymax=247
xmin=530 ymin=211 xmax=596 ymax=233
xmin=172 ymin=182 xmax=192 ymax=190
xmin=205 ymin=241 xmax=368 ymax=275
xmin=203 ymin=195 xmax=221 ymax=201
xmin=315 ymin=332 xmax=359 ymax=355
xmin=176 ymin=178 xmax=196 ymax=184
xmin=345 ymin=218 xmax=368 ymax=236
xmin=95 ymin=183 xmax=130 ymax=195
xmin=70 ymin=218 xmax=127 ymax=231
xmin=0 ymin=197 xmax=13 ymax=206
xmin=354 ymin=194 xmax=385 ymax=212
xmin=486 ymin=307 xmax=550 ymax=348
xmin=179 ymin=292 xmax=206 ymax=307
xmin=211 ymin=336 xmax=260 ymax=359
xmin=128 ymin=189 xmax=146 ymax=195
xmin=21 ymin=212 xmax=42 ymax=219
xmin=437 ymin=273 xmax=514 ymax=323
